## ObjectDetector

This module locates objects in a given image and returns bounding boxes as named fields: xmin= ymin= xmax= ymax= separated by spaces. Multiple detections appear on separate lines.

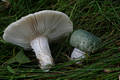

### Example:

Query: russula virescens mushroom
xmin=70 ymin=29 xmax=101 ymax=63
xmin=3 ymin=10 xmax=73 ymax=71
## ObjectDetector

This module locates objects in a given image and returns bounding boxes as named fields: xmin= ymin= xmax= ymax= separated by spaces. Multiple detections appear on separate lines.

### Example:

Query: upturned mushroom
xmin=3 ymin=10 xmax=73 ymax=71
xmin=70 ymin=29 xmax=101 ymax=63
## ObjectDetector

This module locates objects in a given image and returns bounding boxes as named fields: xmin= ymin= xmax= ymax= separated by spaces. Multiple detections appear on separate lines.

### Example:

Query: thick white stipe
xmin=71 ymin=48 xmax=86 ymax=64
xmin=30 ymin=36 xmax=53 ymax=71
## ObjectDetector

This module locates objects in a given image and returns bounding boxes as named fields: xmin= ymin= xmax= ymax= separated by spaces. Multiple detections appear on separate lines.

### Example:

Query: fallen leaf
xmin=6 ymin=50 xmax=31 ymax=64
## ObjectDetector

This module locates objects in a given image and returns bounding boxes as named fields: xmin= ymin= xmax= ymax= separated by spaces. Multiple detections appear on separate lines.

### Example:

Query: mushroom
xmin=70 ymin=29 xmax=101 ymax=63
xmin=3 ymin=10 xmax=73 ymax=71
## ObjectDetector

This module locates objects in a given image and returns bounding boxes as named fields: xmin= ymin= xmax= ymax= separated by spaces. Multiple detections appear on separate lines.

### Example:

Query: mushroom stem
xmin=71 ymin=48 xmax=86 ymax=63
xmin=30 ymin=36 xmax=53 ymax=71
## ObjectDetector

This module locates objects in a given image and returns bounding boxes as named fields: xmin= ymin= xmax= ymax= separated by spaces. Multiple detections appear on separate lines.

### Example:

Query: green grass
xmin=0 ymin=0 xmax=120 ymax=80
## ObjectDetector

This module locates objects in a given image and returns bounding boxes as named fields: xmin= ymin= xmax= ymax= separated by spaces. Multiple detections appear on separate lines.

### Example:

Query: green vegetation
xmin=0 ymin=0 xmax=120 ymax=80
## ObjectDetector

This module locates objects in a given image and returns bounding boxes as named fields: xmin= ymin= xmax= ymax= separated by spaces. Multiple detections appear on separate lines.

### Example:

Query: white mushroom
xmin=3 ymin=10 xmax=73 ymax=71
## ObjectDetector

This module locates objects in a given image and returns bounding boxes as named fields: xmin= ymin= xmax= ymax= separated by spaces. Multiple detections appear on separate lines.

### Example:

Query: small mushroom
xmin=70 ymin=29 xmax=101 ymax=63
xmin=3 ymin=10 xmax=73 ymax=71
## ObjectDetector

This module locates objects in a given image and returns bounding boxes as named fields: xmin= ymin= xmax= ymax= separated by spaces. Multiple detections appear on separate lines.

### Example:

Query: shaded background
xmin=0 ymin=0 xmax=120 ymax=80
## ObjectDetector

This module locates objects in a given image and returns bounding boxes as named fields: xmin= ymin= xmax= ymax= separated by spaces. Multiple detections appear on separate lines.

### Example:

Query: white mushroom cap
xmin=3 ymin=10 xmax=73 ymax=71
xmin=3 ymin=10 xmax=73 ymax=49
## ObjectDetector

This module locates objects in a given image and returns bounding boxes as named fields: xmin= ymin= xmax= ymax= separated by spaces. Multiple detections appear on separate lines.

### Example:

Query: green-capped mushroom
xmin=70 ymin=29 xmax=102 ymax=62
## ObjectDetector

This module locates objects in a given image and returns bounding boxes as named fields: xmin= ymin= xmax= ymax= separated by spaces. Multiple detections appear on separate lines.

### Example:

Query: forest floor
xmin=0 ymin=0 xmax=120 ymax=80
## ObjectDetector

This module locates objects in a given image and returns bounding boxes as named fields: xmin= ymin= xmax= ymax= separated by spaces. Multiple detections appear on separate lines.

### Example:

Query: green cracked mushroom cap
xmin=70 ymin=29 xmax=102 ymax=53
